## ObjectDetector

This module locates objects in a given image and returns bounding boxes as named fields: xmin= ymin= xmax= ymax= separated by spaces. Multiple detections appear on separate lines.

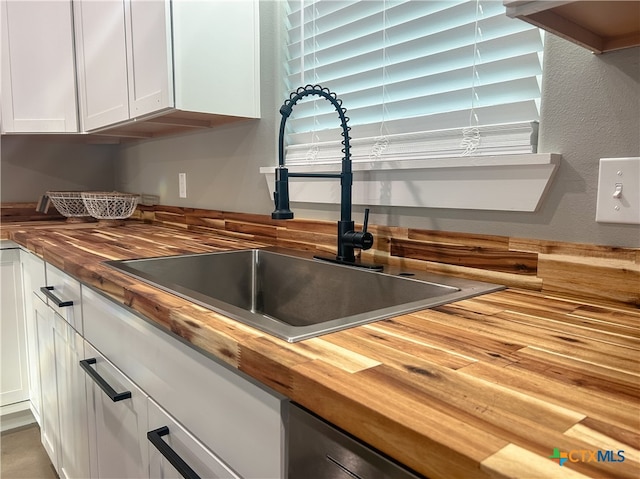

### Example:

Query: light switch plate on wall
xmin=595 ymin=157 xmax=640 ymax=224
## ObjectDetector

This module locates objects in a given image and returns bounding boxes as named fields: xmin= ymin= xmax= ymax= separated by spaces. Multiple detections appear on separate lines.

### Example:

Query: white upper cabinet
xmin=73 ymin=0 xmax=130 ymax=131
xmin=74 ymin=0 xmax=260 ymax=136
xmin=126 ymin=0 xmax=173 ymax=118
xmin=74 ymin=0 xmax=173 ymax=131
xmin=0 ymin=0 xmax=78 ymax=133
xmin=171 ymin=0 xmax=260 ymax=119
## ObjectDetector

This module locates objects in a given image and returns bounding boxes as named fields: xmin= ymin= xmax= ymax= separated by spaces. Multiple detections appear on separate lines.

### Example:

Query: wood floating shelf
xmin=504 ymin=0 xmax=640 ymax=54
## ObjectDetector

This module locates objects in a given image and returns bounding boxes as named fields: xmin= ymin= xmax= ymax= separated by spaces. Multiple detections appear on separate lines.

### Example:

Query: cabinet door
xmin=54 ymin=315 xmax=89 ymax=479
xmin=0 ymin=0 xmax=78 ymax=133
xmin=0 ymin=248 xmax=28 ymax=407
xmin=148 ymin=398 xmax=241 ymax=479
xmin=20 ymin=250 xmax=46 ymax=422
xmin=33 ymin=295 xmax=60 ymax=471
xmin=125 ymin=0 xmax=173 ymax=118
xmin=83 ymin=341 xmax=149 ymax=479
xmin=74 ymin=0 xmax=129 ymax=131
xmin=172 ymin=0 xmax=260 ymax=118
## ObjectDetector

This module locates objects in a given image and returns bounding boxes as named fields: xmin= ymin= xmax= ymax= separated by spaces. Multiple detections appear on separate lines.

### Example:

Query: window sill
xmin=260 ymin=153 xmax=561 ymax=212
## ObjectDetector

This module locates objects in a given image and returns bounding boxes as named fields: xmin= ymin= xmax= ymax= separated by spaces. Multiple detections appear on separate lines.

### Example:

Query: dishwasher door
xmin=288 ymin=404 xmax=423 ymax=479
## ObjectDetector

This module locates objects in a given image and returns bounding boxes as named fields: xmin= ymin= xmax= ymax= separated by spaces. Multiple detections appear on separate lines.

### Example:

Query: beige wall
xmin=0 ymin=136 xmax=117 ymax=202
xmin=2 ymin=1 xmax=638 ymax=247
xmin=116 ymin=0 xmax=283 ymax=216
xmin=116 ymin=3 xmax=640 ymax=248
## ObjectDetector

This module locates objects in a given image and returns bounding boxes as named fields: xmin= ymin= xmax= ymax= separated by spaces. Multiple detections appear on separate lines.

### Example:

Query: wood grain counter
xmin=3 ymin=221 xmax=639 ymax=479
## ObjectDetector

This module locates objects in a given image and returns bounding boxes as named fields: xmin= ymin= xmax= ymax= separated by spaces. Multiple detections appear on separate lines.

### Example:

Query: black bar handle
xmin=79 ymin=358 xmax=131 ymax=402
xmin=40 ymin=286 xmax=73 ymax=307
xmin=148 ymin=426 xmax=201 ymax=479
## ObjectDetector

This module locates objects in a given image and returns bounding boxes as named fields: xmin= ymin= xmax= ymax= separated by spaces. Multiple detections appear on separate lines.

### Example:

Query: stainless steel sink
xmin=106 ymin=248 xmax=503 ymax=342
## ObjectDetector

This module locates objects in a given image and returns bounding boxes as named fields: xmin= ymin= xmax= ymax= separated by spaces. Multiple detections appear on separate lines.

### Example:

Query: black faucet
xmin=271 ymin=85 xmax=382 ymax=270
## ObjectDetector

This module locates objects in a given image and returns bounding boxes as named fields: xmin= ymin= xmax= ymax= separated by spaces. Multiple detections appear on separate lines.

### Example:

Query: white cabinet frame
xmin=0 ymin=0 xmax=78 ymax=132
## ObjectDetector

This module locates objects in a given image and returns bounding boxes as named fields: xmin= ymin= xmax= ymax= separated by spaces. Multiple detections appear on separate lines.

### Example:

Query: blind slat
xmin=288 ymin=73 xmax=542 ymax=125
xmin=287 ymin=3 xmax=511 ymax=65
xmin=284 ymin=0 xmax=544 ymax=163
xmin=288 ymin=101 xmax=541 ymax=145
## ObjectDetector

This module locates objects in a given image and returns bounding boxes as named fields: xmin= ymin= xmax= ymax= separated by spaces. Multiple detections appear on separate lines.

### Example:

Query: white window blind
xmin=283 ymin=0 xmax=544 ymax=165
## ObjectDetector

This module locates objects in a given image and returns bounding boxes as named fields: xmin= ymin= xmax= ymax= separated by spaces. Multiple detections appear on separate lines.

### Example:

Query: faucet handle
xmin=363 ymin=208 xmax=370 ymax=233
xmin=342 ymin=209 xmax=374 ymax=251
xmin=359 ymin=208 xmax=374 ymax=250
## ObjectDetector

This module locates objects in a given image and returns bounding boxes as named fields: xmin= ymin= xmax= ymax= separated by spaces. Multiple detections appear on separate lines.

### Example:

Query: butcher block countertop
xmin=3 ymin=220 xmax=639 ymax=479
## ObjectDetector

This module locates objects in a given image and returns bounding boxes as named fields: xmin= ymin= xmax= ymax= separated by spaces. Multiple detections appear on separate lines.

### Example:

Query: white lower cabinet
xmin=82 ymin=343 xmax=243 ymax=479
xmin=17 ymin=255 xmax=286 ymax=479
xmin=54 ymin=314 xmax=89 ymax=479
xmin=83 ymin=341 xmax=149 ymax=479
xmin=33 ymin=293 xmax=90 ymax=479
xmin=19 ymin=249 xmax=46 ymax=423
xmin=24 ymin=253 xmax=89 ymax=479
xmin=82 ymin=286 xmax=286 ymax=479
xmin=148 ymin=398 xmax=240 ymax=479
xmin=33 ymin=295 xmax=60 ymax=470
xmin=0 ymin=247 xmax=29 ymax=409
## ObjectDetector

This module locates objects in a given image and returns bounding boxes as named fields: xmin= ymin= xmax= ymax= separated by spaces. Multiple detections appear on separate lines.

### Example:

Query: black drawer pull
xmin=40 ymin=286 xmax=73 ymax=307
xmin=148 ymin=426 xmax=201 ymax=479
xmin=79 ymin=358 xmax=131 ymax=402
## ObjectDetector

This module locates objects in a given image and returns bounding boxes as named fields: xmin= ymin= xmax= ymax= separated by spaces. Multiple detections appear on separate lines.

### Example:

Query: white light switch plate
xmin=596 ymin=157 xmax=640 ymax=224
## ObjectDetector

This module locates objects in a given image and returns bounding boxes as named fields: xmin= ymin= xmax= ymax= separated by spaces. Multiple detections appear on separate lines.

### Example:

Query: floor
xmin=1 ymin=424 xmax=57 ymax=479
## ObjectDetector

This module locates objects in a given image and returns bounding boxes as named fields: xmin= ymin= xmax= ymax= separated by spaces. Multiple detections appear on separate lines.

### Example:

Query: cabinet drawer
xmin=83 ymin=341 xmax=149 ymax=479
xmin=20 ymin=249 xmax=46 ymax=302
xmin=82 ymin=285 xmax=286 ymax=479
xmin=148 ymin=398 xmax=240 ymax=479
xmin=44 ymin=263 xmax=82 ymax=333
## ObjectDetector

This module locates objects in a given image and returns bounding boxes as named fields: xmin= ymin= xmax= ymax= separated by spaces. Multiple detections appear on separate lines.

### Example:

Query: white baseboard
xmin=1 ymin=401 xmax=36 ymax=432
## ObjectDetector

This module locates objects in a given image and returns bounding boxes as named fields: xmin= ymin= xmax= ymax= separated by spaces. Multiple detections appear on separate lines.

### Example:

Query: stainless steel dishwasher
xmin=288 ymin=404 xmax=424 ymax=479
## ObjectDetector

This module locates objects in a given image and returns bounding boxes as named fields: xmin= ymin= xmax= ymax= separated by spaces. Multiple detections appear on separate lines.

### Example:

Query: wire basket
xmin=47 ymin=191 xmax=92 ymax=221
xmin=81 ymin=191 xmax=139 ymax=224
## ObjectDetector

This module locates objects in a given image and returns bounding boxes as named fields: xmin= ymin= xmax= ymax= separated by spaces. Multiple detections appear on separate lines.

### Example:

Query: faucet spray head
xmin=271 ymin=166 xmax=294 ymax=220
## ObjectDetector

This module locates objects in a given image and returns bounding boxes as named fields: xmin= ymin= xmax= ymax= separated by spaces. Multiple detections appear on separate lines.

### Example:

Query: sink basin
xmin=106 ymin=248 xmax=503 ymax=342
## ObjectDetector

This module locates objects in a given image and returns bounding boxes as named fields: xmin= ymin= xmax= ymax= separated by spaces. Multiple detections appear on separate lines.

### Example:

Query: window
xmin=282 ymin=0 xmax=544 ymax=165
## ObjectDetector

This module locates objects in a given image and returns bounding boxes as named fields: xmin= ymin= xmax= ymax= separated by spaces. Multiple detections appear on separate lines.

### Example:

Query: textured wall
xmin=535 ymin=37 xmax=640 ymax=246
xmin=113 ymin=11 xmax=638 ymax=248
xmin=0 ymin=136 xmax=116 ymax=202
xmin=116 ymin=0 xmax=281 ymax=215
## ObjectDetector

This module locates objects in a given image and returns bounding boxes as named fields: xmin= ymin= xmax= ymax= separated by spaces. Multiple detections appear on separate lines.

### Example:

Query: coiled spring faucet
xmin=271 ymin=85 xmax=381 ymax=270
